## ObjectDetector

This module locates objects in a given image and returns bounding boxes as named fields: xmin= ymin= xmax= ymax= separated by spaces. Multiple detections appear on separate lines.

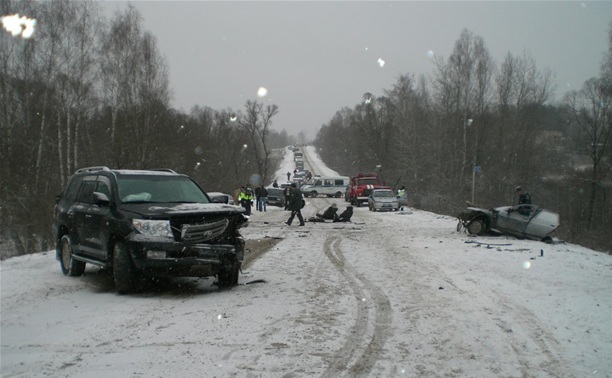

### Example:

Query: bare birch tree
xmin=564 ymin=79 xmax=612 ymax=229
xmin=431 ymin=29 xmax=495 ymax=189
xmin=238 ymin=100 xmax=279 ymax=182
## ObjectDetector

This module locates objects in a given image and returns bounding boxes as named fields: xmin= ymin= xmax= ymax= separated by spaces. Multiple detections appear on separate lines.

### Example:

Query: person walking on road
xmin=285 ymin=183 xmax=305 ymax=226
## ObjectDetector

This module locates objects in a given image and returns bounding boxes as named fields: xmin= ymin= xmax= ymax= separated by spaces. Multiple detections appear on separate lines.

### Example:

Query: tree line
xmin=0 ymin=0 xmax=289 ymax=257
xmin=1 ymin=0 xmax=610 ymax=255
xmin=314 ymin=28 xmax=612 ymax=252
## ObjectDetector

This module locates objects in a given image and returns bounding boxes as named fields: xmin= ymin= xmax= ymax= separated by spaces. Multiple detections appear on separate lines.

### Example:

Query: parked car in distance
xmin=207 ymin=191 xmax=236 ymax=205
xmin=367 ymin=189 xmax=400 ymax=211
xmin=294 ymin=171 xmax=306 ymax=180
xmin=266 ymin=187 xmax=285 ymax=207
xmin=457 ymin=204 xmax=559 ymax=242
xmin=52 ymin=167 xmax=248 ymax=294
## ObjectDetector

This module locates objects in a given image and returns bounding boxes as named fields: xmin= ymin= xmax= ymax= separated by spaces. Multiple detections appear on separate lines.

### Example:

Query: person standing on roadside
xmin=287 ymin=171 xmax=291 ymax=182
xmin=515 ymin=186 xmax=532 ymax=205
xmin=238 ymin=186 xmax=254 ymax=216
xmin=397 ymin=185 xmax=408 ymax=211
xmin=285 ymin=182 xmax=305 ymax=226
xmin=254 ymin=184 xmax=262 ymax=211
xmin=257 ymin=184 xmax=268 ymax=212
xmin=272 ymin=180 xmax=279 ymax=188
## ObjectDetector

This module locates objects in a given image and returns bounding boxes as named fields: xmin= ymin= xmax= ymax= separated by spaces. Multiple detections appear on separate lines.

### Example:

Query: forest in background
xmin=314 ymin=27 xmax=612 ymax=252
xmin=1 ymin=1 xmax=292 ymax=256
xmin=1 ymin=0 xmax=610 ymax=256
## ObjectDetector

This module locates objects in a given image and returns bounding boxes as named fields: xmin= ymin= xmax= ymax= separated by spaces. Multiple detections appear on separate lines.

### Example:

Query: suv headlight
xmin=132 ymin=219 xmax=173 ymax=238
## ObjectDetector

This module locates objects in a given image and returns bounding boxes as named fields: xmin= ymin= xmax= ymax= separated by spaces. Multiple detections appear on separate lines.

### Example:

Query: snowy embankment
xmin=1 ymin=146 xmax=611 ymax=377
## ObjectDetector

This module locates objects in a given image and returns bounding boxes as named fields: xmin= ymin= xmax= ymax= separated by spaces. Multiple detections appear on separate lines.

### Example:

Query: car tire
xmin=335 ymin=192 xmax=342 ymax=198
xmin=467 ymin=218 xmax=486 ymax=236
xmin=311 ymin=191 xmax=318 ymax=197
xmin=113 ymin=241 xmax=138 ymax=294
xmin=59 ymin=235 xmax=85 ymax=276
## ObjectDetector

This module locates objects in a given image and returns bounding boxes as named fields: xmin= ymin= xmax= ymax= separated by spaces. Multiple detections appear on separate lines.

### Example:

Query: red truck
xmin=345 ymin=172 xmax=390 ymax=207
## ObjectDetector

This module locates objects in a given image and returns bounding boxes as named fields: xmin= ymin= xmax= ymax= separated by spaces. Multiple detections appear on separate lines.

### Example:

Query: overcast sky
xmin=100 ymin=1 xmax=612 ymax=139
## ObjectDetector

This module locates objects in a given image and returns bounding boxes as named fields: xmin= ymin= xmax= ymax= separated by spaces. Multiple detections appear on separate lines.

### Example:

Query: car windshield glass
xmin=117 ymin=176 xmax=209 ymax=204
xmin=375 ymin=191 xmax=394 ymax=197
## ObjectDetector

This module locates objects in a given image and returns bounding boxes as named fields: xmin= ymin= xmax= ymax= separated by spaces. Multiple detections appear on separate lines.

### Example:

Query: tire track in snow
xmin=489 ymin=289 xmax=571 ymax=377
xmin=321 ymin=235 xmax=391 ymax=377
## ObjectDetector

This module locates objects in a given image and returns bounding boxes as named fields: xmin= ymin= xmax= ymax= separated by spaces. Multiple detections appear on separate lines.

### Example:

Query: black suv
xmin=53 ymin=167 xmax=248 ymax=294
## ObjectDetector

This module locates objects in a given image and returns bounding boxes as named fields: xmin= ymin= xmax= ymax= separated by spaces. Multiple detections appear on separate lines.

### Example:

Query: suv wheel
xmin=113 ymin=241 xmax=138 ymax=294
xmin=59 ymin=235 xmax=86 ymax=276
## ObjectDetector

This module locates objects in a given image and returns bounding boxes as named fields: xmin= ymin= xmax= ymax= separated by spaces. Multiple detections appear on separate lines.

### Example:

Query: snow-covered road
xmin=2 ymin=146 xmax=611 ymax=377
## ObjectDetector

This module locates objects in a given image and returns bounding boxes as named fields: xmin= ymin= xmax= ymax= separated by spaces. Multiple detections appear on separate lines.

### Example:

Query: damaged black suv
xmin=52 ymin=167 xmax=248 ymax=294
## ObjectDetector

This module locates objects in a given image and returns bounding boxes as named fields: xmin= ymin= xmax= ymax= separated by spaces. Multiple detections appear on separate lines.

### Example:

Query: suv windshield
xmin=117 ymin=175 xmax=210 ymax=204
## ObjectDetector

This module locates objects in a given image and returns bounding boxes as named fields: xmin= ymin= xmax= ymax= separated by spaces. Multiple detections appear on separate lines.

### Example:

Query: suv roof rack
xmin=149 ymin=168 xmax=178 ymax=174
xmin=76 ymin=166 xmax=111 ymax=173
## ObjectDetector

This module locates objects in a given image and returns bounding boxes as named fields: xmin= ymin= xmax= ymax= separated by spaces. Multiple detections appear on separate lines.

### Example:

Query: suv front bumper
xmin=126 ymin=234 xmax=245 ymax=276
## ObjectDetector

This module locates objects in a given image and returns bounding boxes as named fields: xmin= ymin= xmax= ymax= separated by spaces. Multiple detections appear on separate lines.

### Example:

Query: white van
xmin=301 ymin=176 xmax=350 ymax=198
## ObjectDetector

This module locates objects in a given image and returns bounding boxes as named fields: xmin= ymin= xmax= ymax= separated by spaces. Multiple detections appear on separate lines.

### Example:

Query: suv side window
xmin=64 ymin=176 xmax=84 ymax=202
xmin=95 ymin=176 xmax=111 ymax=199
xmin=76 ymin=177 xmax=98 ymax=204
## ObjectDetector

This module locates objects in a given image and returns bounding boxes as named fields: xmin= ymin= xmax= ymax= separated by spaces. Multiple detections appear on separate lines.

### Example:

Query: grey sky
xmin=100 ymin=1 xmax=611 ymax=139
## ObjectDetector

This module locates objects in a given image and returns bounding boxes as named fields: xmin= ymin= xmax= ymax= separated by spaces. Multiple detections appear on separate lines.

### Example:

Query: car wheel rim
xmin=62 ymin=240 xmax=71 ymax=268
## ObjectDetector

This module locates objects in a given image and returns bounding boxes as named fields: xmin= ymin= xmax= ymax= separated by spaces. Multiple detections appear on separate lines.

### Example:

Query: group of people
xmin=237 ymin=184 xmax=269 ymax=216
xmin=311 ymin=203 xmax=353 ymax=223
xmin=286 ymin=183 xmax=354 ymax=226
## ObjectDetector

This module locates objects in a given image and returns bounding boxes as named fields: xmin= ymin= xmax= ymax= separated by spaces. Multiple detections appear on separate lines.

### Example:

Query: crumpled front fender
xmin=457 ymin=207 xmax=488 ymax=222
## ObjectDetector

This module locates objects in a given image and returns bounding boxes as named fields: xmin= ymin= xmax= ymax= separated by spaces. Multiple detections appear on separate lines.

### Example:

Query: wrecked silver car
xmin=457 ymin=204 xmax=559 ymax=243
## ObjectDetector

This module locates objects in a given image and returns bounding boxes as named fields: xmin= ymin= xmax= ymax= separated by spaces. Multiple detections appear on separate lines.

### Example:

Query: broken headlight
xmin=132 ymin=219 xmax=173 ymax=238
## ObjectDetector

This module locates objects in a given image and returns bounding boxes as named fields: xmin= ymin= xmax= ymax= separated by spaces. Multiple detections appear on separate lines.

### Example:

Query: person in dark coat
xmin=272 ymin=180 xmax=279 ymax=188
xmin=257 ymin=184 xmax=268 ymax=212
xmin=515 ymin=186 xmax=532 ymax=205
xmin=316 ymin=204 xmax=338 ymax=221
xmin=333 ymin=206 xmax=353 ymax=222
xmin=285 ymin=183 xmax=305 ymax=226
xmin=254 ymin=185 xmax=262 ymax=211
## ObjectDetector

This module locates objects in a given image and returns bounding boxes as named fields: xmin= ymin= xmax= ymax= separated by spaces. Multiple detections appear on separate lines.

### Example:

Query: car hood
xmin=121 ymin=202 xmax=245 ymax=219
